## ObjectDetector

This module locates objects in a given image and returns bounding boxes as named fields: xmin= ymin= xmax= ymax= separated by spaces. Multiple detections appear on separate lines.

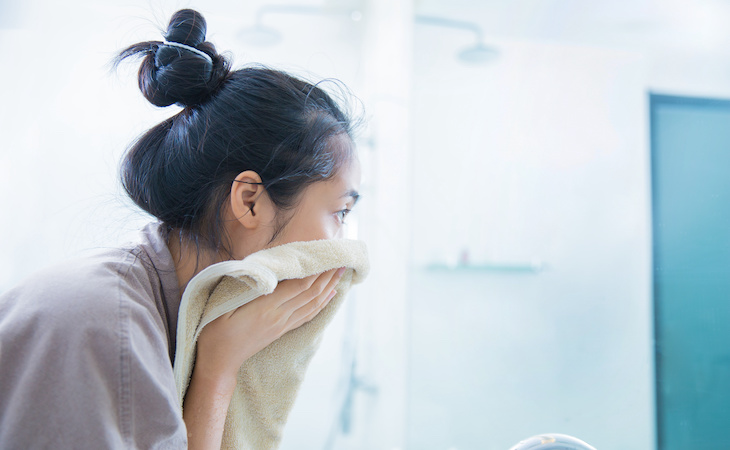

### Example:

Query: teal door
xmin=651 ymin=94 xmax=730 ymax=449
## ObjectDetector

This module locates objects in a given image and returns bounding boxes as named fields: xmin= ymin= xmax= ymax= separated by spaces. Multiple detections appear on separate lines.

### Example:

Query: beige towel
xmin=173 ymin=239 xmax=369 ymax=449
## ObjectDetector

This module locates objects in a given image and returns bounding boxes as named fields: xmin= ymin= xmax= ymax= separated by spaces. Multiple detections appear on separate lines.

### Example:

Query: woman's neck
xmin=166 ymin=230 xmax=226 ymax=294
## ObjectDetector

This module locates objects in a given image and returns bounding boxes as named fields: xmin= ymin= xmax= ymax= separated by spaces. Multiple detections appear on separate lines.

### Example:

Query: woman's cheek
xmin=333 ymin=226 xmax=345 ymax=239
xmin=320 ymin=216 xmax=343 ymax=240
xmin=298 ymin=216 xmax=339 ymax=242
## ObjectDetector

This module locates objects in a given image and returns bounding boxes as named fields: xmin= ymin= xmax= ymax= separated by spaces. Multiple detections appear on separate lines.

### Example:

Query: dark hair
xmin=116 ymin=9 xmax=356 ymax=253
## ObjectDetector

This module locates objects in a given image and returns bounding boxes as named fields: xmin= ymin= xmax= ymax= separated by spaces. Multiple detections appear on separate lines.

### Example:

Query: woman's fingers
xmin=262 ymin=269 xmax=337 ymax=310
xmin=194 ymin=267 xmax=349 ymax=389
xmin=223 ymin=267 xmax=346 ymax=343
xmin=313 ymin=267 xmax=345 ymax=308
xmin=289 ymin=288 xmax=338 ymax=330
xmin=280 ymin=267 xmax=344 ymax=313
xmin=266 ymin=273 xmax=321 ymax=307
xmin=284 ymin=267 xmax=345 ymax=325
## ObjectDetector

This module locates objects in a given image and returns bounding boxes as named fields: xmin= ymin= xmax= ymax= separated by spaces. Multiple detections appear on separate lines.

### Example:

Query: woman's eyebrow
xmin=343 ymin=190 xmax=360 ymax=204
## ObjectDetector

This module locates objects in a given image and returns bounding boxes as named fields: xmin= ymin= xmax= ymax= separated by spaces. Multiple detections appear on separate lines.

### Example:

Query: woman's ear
xmin=230 ymin=171 xmax=265 ymax=229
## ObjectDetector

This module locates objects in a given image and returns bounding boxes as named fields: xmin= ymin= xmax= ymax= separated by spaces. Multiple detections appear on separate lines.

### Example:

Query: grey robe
xmin=0 ymin=223 xmax=187 ymax=449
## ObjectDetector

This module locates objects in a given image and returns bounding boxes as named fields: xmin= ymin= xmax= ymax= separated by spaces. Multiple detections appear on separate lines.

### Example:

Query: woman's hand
xmin=183 ymin=267 xmax=346 ymax=449
xmin=195 ymin=266 xmax=345 ymax=381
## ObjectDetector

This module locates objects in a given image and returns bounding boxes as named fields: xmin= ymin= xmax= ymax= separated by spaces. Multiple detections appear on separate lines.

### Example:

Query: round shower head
xmin=238 ymin=24 xmax=282 ymax=46
xmin=458 ymin=42 xmax=499 ymax=65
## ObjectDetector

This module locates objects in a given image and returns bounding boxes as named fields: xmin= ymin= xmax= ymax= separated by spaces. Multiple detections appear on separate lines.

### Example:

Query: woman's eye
xmin=335 ymin=208 xmax=351 ymax=224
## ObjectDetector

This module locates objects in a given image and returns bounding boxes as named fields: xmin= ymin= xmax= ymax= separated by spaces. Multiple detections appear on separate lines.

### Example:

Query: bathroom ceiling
xmin=204 ymin=0 xmax=730 ymax=57
xmin=5 ymin=0 xmax=729 ymax=58
xmin=415 ymin=0 xmax=730 ymax=54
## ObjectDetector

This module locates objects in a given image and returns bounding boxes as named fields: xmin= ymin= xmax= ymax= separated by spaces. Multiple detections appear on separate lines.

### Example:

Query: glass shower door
xmin=651 ymin=94 xmax=730 ymax=449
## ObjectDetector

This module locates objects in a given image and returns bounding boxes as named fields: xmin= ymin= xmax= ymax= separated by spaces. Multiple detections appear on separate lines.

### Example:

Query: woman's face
xmin=268 ymin=156 xmax=362 ymax=246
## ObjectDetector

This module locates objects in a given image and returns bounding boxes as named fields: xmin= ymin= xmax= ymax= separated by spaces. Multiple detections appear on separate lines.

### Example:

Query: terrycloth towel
xmin=173 ymin=239 xmax=369 ymax=450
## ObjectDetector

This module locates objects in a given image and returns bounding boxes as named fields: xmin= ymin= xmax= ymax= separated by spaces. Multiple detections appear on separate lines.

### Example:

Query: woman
xmin=0 ymin=8 xmax=361 ymax=449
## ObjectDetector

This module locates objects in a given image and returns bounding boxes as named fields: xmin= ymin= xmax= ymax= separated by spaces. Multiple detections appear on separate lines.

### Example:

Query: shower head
xmin=237 ymin=23 xmax=282 ymax=46
xmin=415 ymin=15 xmax=498 ymax=66
xmin=458 ymin=42 xmax=499 ymax=65
xmin=238 ymin=5 xmax=355 ymax=48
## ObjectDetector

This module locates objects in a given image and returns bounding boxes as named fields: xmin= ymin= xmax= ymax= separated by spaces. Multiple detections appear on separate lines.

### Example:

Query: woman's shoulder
xmin=5 ymin=247 xmax=136 ymax=305
xmin=0 ymin=240 xmax=169 ymax=336
xmin=0 ymin=236 xmax=187 ymax=448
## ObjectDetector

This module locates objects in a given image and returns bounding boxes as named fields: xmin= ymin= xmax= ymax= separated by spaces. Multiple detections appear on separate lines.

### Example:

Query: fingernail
xmin=327 ymin=289 xmax=338 ymax=300
xmin=336 ymin=267 xmax=346 ymax=278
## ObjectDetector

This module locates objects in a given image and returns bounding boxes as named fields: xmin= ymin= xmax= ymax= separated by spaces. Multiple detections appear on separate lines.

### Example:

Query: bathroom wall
xmin=402 ymin=2 xmax=730 ymax=448
xmin=407 ymin=35 xmax=654 ymax=449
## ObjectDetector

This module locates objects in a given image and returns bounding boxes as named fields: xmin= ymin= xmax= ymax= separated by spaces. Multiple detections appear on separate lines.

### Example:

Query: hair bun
xmin=117 ymin=9 xmax=228 ymax=108
xmin=164 ymin=9 xmax=207 ymax=46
